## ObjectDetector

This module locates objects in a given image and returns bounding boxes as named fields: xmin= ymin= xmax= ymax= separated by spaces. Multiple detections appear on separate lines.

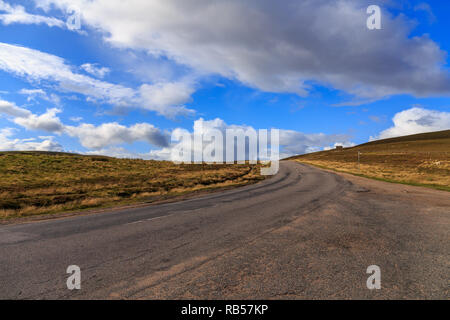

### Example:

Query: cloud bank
xmin=152 ymin=118 xmax=354 ymax=160
xmin=0 ymin=42 xmax=195 ymax=118
xmin=0 ymin=128 xmax=63 ymax=151
xmin=0 ymin=99 xmax=352 ymax=158
xmin=34 ymin=0 xmax=450 ymax=101
xmin=372 ymin=107 xmax=450 ymax=140
xmin=0 ymin=99 xmax=170 ymax=150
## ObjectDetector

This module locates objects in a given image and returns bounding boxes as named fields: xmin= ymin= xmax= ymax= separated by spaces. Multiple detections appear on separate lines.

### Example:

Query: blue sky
xmin=0 ymin=0 xmax=449 ymax=159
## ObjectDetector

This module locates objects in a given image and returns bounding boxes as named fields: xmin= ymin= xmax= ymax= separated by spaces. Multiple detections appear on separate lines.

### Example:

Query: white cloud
xmin=0 ymin=128 xmax=63 ymax=151
xmin=0 ymin=100 xmax=64 ymax=133
xmin=0 ymin=99 xmax=169 ymax=150
xmin=65 ymin=122 xmax=169 ymax=149
xmin=0 ymin=99 xmax=353 ymax=158
xmin=81 ymin=63 xmax=110 ymax=78
xmin=280 ymin=130 xmax=353 ymax=156
xmin=0 ymin=0 xmax=65 ymax=27
xmin=148 ymin=147 xmax=173 ymax=160
xmin=34 ymin=0 xmax=450 ymax=100
xmin=14 ymin=108 xmax=65 ymax=133
xmin=0 ymin=42 xmax=136 ymax=106
xmin=152 ymin=117 xmax=354 ymax=160
xmin=139 ymin=82 xmax=195 ymax=118
xmin=0 ymin=99 xmax=32 ymax=118
xmin=371 ymin=107 xmax=450 ymax=140
xmin=0 ymin=42 xmax=194 ymax=117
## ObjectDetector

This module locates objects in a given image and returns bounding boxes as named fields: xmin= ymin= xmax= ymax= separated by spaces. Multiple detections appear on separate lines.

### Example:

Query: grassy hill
xmin=0 ymin=152 xmax=264 ymax=220
xmin=288 ymin=130 xmax=450 ymax=191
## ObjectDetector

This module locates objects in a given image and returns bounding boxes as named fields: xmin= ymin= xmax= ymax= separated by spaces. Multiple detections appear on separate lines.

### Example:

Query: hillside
xmin=0 ymin=152 xmax=264 ymax=220
xmin=289 ymin=130 xmax=450 ymax=191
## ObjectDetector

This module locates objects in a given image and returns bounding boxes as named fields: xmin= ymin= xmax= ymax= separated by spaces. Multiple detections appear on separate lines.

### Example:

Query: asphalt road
xmin=0 ymin=161 xmax=448 ymax=299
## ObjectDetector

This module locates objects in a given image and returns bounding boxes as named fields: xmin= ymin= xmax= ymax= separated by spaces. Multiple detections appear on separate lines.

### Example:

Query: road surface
xmin=0 ymin=161 xmax=448 ymax=299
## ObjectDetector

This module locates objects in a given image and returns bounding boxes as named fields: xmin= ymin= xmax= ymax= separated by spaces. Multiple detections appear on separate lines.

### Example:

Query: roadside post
xmin=358 ymin=151 xmax=361 ymax=170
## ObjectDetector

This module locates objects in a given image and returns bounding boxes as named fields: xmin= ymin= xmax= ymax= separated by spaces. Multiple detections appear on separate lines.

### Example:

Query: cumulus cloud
xmin=371 ymin=107 xmax=450 ymax=140
xmin=279 ymin=130 xmax=353 ymax=156
xmin=0 ymin=98 xmax=169 ymax=151
xmin=0 ymin=99 xmax=353 ymax=158
xmin=34 ymin=0 xmax=450 ymax=100
xmin=153 ymin=117 xmax=354 ymax=160
xmin=148 ymin=147 xmax=173 ymax=161
xmin=0 ymin=0 xmax=65 ymax=27
xmin=0 ymin=42 xmax=194 ymax=117
xmin=65 ymin=122 xmax=169 ymax=150
xmin=0 ymin=99 xmax=32 ymax=118
xmin=14 ymin=108 xmax=65 ymax=133
xmin=0 ymin=128 xmax=63 ymax=151
xmin=0 ymin=100 xmax=64 ymax=133
xmin=139 ymin=82 xmax=195 ymax=118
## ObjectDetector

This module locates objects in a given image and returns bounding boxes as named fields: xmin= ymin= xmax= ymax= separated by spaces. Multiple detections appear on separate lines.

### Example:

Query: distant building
xmin=335 ymin=145 xmax=343 ymax=150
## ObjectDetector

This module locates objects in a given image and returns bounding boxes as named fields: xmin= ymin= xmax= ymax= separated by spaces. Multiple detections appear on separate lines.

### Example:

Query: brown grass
xmin=288 ymin=130 xmax=450 ymax=191
xmin=0 ymin=151 xmax=265 ymax=220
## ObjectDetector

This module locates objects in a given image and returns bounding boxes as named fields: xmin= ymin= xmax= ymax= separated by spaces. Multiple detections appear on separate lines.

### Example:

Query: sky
xmin=0 ymin=0 xmax=449 ymax=159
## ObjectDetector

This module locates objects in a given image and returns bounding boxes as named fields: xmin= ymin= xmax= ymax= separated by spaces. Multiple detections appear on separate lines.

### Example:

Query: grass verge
xmin=288 ymin=130 xmax=450 ymax=192
xmin=0 ymin=151 xmax=266 ymax=220
xmin=295 ymin=161 xmax=450 ymax=192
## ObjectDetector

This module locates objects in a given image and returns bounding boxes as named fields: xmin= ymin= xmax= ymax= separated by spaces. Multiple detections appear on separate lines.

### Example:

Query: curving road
xmin=0 ymin=161 xmax=448 ymax=299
